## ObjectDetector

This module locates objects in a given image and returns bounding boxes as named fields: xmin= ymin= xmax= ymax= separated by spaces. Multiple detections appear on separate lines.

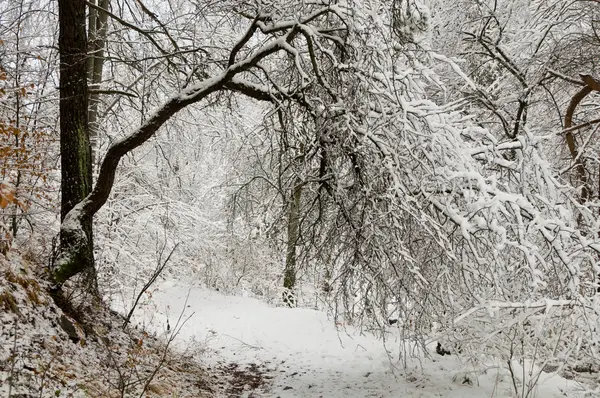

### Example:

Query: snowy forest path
xmin=131 ymin=283 xmax=577 ymax=398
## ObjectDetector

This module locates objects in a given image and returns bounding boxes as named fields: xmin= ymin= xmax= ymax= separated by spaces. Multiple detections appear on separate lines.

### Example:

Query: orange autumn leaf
xmin=0 ymin=182 xmax=27 ymax=211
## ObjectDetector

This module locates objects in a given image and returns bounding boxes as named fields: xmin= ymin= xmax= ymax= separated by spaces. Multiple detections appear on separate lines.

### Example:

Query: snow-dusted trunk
xmin=56 ymin=0 xmax=94 ymax=285
xmin=54 ymin=81 xmax=223 ymax=284
xmin=283 ymin=177 xmax=303 ymax=306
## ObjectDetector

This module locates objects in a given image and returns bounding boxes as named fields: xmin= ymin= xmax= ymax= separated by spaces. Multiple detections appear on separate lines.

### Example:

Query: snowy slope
xmin=0 ymin=254 xmax=213 ymax=398
xmin=132 ymin=282 xmax=583 ymax=398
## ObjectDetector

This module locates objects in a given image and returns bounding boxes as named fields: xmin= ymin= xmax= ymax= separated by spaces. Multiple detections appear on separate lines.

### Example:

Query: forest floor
xmin=0 ymin=253 xmax=214 ymax=397
xmin=0 ymin=250 xmax=592 ymax=397
xmin=132 ymin=281 xmax=589 ymax=398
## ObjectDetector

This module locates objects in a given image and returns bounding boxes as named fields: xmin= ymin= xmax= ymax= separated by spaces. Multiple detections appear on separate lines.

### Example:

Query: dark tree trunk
xmin=57 ymin=0 xmax=95 ymax=286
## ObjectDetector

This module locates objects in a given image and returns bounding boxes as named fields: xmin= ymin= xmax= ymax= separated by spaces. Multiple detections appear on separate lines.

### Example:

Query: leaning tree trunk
xmin=562 ymin=74 xmax=600 ymax=291
xmin=563 ymin=75 xmax=600 ymax=211
xmin=56 ymin=0 xmax=94 ymax=286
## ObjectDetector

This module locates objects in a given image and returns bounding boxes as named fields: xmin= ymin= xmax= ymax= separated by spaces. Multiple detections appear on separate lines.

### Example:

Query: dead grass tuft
xmin=0 ymin=289 xmax=19 ymax=314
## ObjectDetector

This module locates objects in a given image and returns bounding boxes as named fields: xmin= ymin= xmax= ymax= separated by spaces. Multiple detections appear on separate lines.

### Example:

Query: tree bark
xmin=564 ymin=74 xmax=600 ymax=205
xmin=57 ymin=0 xmax=94 ymax=285
xmin=283 ymin=177 xmax=303 ymax=307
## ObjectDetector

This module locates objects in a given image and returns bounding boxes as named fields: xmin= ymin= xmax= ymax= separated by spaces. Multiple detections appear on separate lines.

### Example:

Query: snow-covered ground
xmin=0 ymin=255 xmax=212 ymax=398
xmin=131 ymin=282 xmax=582 ymax=398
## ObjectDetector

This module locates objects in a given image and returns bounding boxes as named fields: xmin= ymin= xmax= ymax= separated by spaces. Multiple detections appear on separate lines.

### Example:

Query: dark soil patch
xmin=211 ymin=361 xmax=273 ymax=397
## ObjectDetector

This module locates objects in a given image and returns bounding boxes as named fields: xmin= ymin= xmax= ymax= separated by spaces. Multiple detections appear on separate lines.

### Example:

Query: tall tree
xmin=56 ymin=0 xmax=94 ymax=284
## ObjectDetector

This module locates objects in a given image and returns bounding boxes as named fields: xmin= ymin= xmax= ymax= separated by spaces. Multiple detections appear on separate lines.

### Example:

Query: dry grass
xmin=0 ymin=289 xmax=19 ymax=314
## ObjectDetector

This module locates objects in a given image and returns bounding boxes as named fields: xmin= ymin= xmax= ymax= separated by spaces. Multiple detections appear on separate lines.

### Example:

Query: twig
xmin=546 ymin=68 xmax=585 ymax=86
xmin=138 ymin=289 xmax=194 ymax=398
xmin=37 ymin=353 xmax=58 ymax=398
xmin=221 ymin=333 xmax=264 ymax=351
xmin=123 ymin=242 xmax=180 ymax=328
xmin=556 ymin=118 xmax=600 ymax=135
xmin=89 ymin=89 xmax=138 ymax=98
xmin=8 ymin=318 xmax=18 ymax=398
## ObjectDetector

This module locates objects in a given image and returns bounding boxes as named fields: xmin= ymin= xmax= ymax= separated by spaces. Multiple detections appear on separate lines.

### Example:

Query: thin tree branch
xmin=123 ymin=243 xmax=180 ymax=328
xmin=90 ymin=89 xmax=138 ymax=98
xmin=557 ymin=118 xmax=600 ymax=135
